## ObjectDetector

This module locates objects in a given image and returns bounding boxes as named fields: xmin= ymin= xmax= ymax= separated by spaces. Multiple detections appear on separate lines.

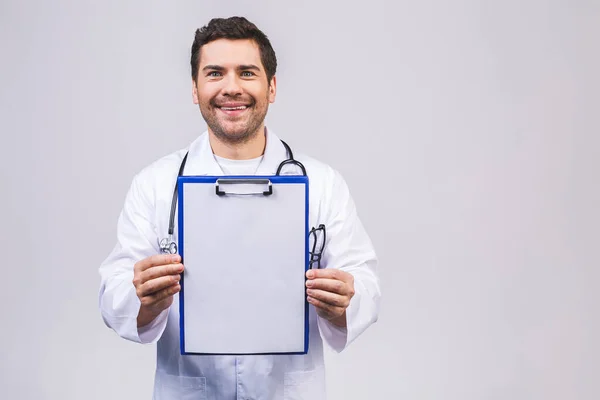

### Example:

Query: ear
xmin=268 ymin=76 xmax=277 ymax=103
xmin=192 ymin=79 xmax=199 ymax=104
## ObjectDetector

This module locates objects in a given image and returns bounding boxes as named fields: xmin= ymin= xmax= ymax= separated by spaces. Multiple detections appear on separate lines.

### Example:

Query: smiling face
xmin=192 ymin=39 xmax=276 ymax=145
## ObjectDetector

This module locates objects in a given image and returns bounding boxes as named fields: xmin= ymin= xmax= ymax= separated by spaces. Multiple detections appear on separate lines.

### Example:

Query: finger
xmin=138 ymin=275 xmax=180 ymax=298
xmin=307 ymin=296 xmax=344 ymax=318
xmin=306 ymin=268 xmax=351 ymax=283
xmin=136 ymin=254 xmax=181 ymax=273
xmin=305 ymin=278 xmax=348 ymax=295
xmin=306 ymin=289 xmax=350 ymax=308
xmin=140 ymin=283 xmax=181 ymax=308
xmin=141 ymin=263 xmax=184 ymax=283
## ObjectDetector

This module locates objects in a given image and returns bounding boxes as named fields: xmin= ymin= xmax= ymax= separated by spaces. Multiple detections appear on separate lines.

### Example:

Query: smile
xmin=220 ymin=105 xmax=248 ymax=111
xmin=217 ymin=104 xmax=251 ymax=117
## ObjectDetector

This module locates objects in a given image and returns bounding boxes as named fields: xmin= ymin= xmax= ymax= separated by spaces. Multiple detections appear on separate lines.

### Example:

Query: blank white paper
xmin=180 ymin=179 xmax=307 ymax=354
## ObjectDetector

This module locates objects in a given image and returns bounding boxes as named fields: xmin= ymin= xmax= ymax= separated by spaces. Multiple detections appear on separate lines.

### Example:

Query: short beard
xmin=201 ymin=95 xmax=268 ymax=146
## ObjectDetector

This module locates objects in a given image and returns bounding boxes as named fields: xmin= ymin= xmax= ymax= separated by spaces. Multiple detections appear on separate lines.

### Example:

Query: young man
xmin=99 ymin=16 xmax=380 ymax=400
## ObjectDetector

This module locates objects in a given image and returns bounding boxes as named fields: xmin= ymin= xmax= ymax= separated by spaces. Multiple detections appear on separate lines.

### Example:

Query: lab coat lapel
xmin=181 ymin=128 xmax=288 ymax=176
xmin=182 ymin=131 xmax=224 ymax=176
xmin=255 ymin=128 xmax=288 ymax=176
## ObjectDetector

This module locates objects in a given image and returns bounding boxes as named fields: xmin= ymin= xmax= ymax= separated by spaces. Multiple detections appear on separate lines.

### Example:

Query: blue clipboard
xmin=177 ymin=175 xmax=310 ymax=356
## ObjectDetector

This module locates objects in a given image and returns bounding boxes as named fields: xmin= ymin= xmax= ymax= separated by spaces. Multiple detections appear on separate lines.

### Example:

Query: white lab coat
xmin=98 ymin=128 xmax=380 ymax=400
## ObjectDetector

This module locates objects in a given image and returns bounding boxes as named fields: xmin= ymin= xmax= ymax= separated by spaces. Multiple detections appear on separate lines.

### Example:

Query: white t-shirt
xmin=214 ymin=154 xmax=264 ymax=175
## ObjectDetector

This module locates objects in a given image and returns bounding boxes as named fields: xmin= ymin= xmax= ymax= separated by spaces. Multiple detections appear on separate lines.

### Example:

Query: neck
xmin=208 ymin=125 xmax=267 ymax=160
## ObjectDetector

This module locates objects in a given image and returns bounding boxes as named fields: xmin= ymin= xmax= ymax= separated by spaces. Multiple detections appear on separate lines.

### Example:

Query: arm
xmin=98 ymin=173 xmax=177 ymax=344
xmin=311 ymin=169 xmax=381 ymax=352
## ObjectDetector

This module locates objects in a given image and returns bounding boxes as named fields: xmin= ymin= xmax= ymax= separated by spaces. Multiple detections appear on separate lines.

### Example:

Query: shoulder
xmin=291 ymin=151 xmax=357 ymax=226
xmin=138 ymin=148 xmax=188 ymax=179
xmin=131 ymin=149 xmax=186 ymax=186
xmin=133 ymin=133 xmax=207 ymax=186
xmin=126 ymin=146 xmax=191 ymax=205
xmin=294 ymin=152 xmax=351 ymax=201
xmin=295 ymin=152 xmax=347 ymax=185
xmin=133 ymin=133 xmax=205 ymax=187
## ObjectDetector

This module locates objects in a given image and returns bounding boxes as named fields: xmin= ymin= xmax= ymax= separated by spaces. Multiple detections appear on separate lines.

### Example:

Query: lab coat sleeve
xmin=316 ymin=169 xmax=381 ymax=353
xmin=98 ymin=171 xmax=169 ymax=344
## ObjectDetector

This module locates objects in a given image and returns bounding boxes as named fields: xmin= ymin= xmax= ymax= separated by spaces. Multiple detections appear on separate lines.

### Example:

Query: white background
xmin=1 ymin=1 xmax=598 ymax=399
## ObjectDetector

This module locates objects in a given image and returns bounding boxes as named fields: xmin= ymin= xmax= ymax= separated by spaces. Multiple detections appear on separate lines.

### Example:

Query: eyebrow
xmin=202 ymin=65 xmax=225 ymax=72
xmin=202 ymin=64 xmax=262 ymax=72
xmin=238 ymin=64 xmax=261 ymax=71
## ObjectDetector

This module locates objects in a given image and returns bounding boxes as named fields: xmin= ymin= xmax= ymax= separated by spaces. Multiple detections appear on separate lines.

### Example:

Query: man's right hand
xmin=133 ymin=254 xmax=184 ymax=328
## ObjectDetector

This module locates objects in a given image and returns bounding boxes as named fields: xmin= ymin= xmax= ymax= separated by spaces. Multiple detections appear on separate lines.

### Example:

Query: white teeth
xmin=221 ymin=106 xmax=247 ymax=110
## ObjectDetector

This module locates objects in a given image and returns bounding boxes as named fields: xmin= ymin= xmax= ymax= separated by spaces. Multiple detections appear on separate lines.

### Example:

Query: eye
xmin=207 ymin=71 xmax=222 ymax=77
xmin=241 ymin=71 xmax=255 ymax=77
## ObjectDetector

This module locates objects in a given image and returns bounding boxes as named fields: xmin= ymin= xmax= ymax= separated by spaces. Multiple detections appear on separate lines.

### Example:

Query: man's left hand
xmin=305 ymin=268 xmax=355 ymax=327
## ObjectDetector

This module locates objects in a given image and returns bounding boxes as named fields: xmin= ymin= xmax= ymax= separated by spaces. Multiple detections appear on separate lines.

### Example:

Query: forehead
xmin=199 ymin=39 xmax=263 ymax=68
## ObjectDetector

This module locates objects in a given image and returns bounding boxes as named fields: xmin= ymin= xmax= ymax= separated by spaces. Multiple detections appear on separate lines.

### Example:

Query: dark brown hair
xmin=191 ymin=17 xmax=277 ymax=84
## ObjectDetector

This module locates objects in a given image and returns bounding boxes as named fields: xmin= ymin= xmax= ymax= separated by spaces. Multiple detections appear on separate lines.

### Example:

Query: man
xmin=99 ymin=16 xmax=380 ymax=400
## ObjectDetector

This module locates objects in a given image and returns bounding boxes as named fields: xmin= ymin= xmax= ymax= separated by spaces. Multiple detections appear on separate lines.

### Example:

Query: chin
xmin=222 ymin=126 xmax=249 ymax=137
xmin=214 ymin=127 xmax=255 ymax=143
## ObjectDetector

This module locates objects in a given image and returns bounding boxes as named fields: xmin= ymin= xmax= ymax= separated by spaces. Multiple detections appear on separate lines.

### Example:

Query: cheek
xmin=197 ymin=90 xmax=209 ymax=103
xmin=196 ymin=86 xmax=218 ymax=105
xmin=245 ymin=83 xmax=270 ymax=100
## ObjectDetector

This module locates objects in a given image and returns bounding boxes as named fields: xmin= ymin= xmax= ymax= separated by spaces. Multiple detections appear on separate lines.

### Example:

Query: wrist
xmin=329 ymin=311 xmax=347 ymax=328
xmin=137 ymin=307 xmax=159 ymax=328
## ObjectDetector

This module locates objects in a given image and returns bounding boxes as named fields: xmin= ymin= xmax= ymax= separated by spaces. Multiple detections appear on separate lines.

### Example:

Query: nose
xmin=221 ymin=74 xmax=243 ymax=97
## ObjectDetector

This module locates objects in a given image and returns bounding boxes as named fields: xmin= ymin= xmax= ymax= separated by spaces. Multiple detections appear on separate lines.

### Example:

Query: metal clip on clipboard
xmin=214 ymin=141 xmax=307 ymax=197
xmin=215 ymin=179 xmax=273 ymax=196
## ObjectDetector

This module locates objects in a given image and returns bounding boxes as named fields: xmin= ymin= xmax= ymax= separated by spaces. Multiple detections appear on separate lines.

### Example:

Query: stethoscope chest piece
xmin=159 ymin=235 xmax=178 ymax=254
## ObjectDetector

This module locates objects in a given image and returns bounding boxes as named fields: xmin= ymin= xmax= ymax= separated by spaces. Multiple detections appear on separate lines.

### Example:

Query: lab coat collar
xmin=183 ymin=127 xmax=288 ymax=176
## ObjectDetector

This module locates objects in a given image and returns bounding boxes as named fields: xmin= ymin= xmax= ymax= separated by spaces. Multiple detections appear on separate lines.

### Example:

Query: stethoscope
xmin=159 ymin=139 xmax=306 ymax=254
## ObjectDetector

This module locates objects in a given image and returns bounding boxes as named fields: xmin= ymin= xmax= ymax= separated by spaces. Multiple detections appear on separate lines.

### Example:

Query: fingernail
xmin=307 ymin=289 xmax=314 ymax=295
xmin=306 ymin=280 xmax=313 ymax=287
xmin=172 ymin=255 xmax=180 ymax=263
xmin=306 ymin=270 xmax=314 ymax=279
